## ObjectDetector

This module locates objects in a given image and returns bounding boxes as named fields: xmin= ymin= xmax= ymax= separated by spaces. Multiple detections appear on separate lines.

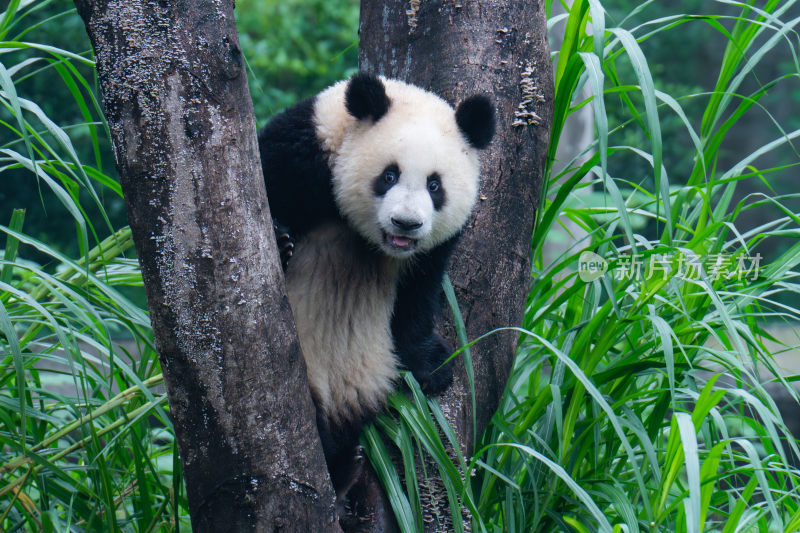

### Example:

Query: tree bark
xmin=357 ymin=0 xmax=553 ymax=529
xmin=73 ymin=1 xmax=339 ymax=531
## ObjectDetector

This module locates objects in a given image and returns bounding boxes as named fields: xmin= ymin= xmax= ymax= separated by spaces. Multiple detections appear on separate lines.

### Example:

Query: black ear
xmin=455 ymin=95 xmax=495 ymax=149
xmin=345 ymin=72 xmax=390 ymax=122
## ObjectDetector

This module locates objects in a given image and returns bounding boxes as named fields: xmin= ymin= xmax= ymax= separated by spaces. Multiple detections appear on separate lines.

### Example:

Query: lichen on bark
xmin=73 ymin=0 xmax=340 ymax=530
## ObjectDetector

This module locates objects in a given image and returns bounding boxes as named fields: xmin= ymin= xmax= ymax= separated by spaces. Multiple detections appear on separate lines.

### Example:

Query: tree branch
xmin=355 ymin=0 xmax=553 ymax=528
xmin=74 ymin=1 xmax=339 ymax=530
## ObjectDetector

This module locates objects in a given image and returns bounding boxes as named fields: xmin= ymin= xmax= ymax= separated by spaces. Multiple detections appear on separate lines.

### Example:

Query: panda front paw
xmin=413 ymin=333 xmax=455 ymax=395
xmin=272 ymin=220 xmax=295 ymax=270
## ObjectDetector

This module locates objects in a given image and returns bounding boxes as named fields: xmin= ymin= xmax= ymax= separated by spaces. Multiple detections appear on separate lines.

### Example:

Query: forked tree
xmin=73 ymin=0 xmax=551 ymax=530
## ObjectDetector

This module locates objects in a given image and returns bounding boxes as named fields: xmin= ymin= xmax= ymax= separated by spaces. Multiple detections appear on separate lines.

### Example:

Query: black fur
xmin=258 ymin=96 xmax=340 ymax=239
xmin=372 ymin=164 xmax=400 ymax=196
xmin=345 ymin=72 xmax=390 ymax=122
xmin=455 ymin=95 xmax=495 ymax=149
xmin=313 ymin=397 xmax=371 ymax=500
xmin=427 ymin=172 xmax=446 ymax=211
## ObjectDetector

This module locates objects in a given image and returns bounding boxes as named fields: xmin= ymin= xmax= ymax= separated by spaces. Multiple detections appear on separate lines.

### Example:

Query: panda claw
xmin=345 ymin=445 xmax=366 ymax=493
xmin=272 ymin=221 xmax=296 ymax=271
xmin=353 ymin=445 xmax=365 ymax=464
xmin=281 ymin=251 xmax=293 ymax=270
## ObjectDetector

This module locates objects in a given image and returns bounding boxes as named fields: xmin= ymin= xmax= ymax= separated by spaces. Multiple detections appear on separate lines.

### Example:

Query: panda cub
xmin=258 ymin=73 xmax=494 ymax=497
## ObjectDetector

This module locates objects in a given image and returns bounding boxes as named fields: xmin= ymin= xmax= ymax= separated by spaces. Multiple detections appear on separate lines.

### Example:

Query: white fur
xmin=377 ymin=179 xmax=431 ymax=244
xmin=285 ymin=222 xmax=401 ymax=423
xmin=287 ymin=78 xmax=481 ymax=421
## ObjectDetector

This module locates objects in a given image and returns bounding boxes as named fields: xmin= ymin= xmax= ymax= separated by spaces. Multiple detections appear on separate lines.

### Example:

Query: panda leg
xmin=391 ymin=235 xmax=460 ymax=395
xmin=333 ymin=445 xmax=366 ymax=505
xmin=314 ymin=403 xmax=366 ymax=503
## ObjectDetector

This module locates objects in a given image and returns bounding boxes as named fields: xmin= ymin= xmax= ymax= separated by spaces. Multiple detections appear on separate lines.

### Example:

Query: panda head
xmin=329 ymin=73 xmax=495 ymax=259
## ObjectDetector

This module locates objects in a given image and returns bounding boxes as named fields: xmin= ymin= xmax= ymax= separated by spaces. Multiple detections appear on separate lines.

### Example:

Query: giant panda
xmin=258 ymin=72 xmax=494 ymax=499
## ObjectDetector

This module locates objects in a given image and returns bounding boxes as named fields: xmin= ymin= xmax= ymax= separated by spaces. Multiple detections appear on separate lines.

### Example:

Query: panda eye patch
xmin=373 ymin=164 xmax=400 ymax=196
xmin=427 ymin=173 xmax=445 ymax=210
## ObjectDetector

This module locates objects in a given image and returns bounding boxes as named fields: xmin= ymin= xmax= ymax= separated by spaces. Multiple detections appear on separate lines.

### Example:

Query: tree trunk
xmin=72 ymin=1 xmax=339 ymax=531
xmin=356 ymin=0 xmax=553 ymax=529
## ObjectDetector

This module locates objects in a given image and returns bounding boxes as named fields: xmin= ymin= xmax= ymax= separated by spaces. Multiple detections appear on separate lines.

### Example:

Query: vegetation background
xmin=2 ymin=0 xmax=800 ymax=531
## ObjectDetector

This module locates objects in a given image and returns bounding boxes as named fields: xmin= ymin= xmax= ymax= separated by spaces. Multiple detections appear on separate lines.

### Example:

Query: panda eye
xmin=384 ymin=170 xmax=398 ymax=185
xmin=427 ymin=173 xmax=445 ymax=210
xmin=374 ymin=165 xmax=400 ymax=196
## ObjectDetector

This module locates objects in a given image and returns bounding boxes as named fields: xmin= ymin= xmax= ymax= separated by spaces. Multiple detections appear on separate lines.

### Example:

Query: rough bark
xmin=73 ymin=1 xmax=339 ymax=531
xmin=357 ymin=0 xmax=553 ymax=529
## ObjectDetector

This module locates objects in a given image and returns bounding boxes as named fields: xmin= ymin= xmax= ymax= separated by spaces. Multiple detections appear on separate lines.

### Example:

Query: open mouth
xmin=383 ymin=231 xmax=418 ymax=253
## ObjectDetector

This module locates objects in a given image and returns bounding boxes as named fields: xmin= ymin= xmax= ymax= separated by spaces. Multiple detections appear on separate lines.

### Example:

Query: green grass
xmin=2 ymin=0 xmax=800 ymax=531
xmin=364 ymin=0 xmax=800 ymax=531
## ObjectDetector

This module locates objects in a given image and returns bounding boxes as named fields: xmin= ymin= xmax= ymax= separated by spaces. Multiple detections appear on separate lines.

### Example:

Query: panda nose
xmin=391 ymin=217 xmax=423 ymax=232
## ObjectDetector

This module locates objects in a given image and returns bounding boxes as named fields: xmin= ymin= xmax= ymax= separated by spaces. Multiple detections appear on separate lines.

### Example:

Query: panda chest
xmin=284 ymin=222 xmax=400 ymax=421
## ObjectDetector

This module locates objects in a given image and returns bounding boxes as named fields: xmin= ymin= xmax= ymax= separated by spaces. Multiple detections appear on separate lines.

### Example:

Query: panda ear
xmin=345 ymin=72 xmax=390 ymax=122
xmin=456 ymin=95 xmax=495 ymax=149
